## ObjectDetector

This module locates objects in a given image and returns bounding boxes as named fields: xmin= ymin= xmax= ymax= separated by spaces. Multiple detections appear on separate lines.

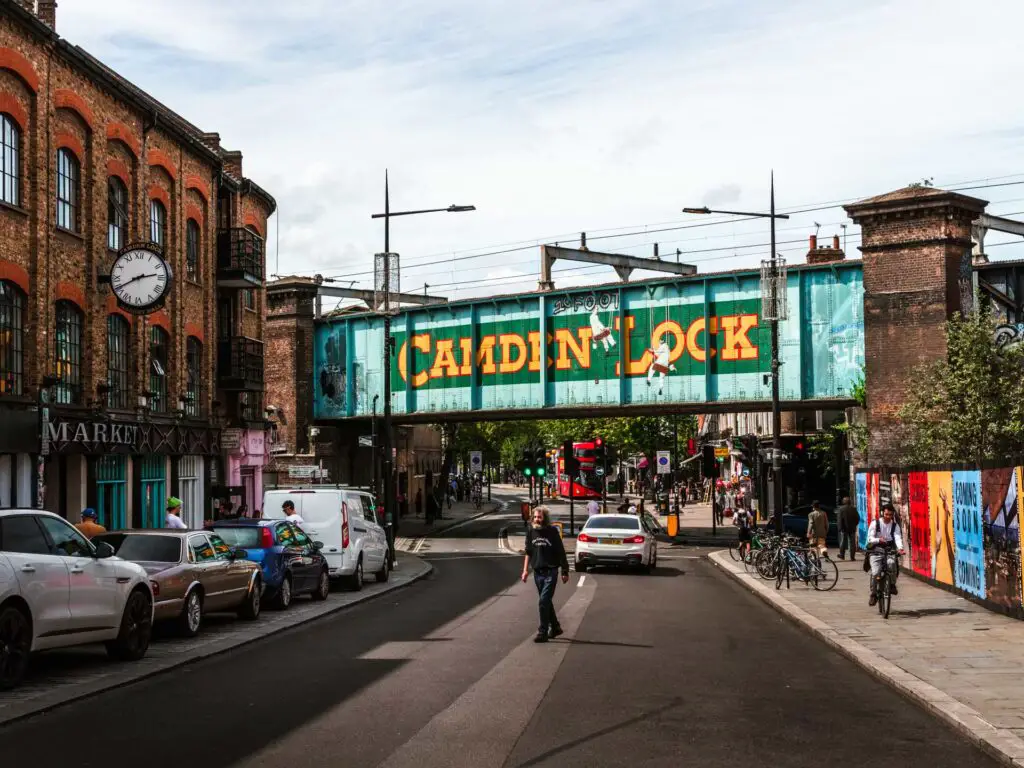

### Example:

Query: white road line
xmin=497 ymin=526 xmax=510 ymax=555
xmin=577 ymin=574 xmax=587 ymax=587
xmin=411 ymin=537 xmax=427 ymax=554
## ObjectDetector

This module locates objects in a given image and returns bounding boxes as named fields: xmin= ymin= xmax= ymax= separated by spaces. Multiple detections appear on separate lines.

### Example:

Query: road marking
xmin=411 ymin=537 xmax=427 ymax=554
xmin=577 ymin=574 xmax=587 ymax=587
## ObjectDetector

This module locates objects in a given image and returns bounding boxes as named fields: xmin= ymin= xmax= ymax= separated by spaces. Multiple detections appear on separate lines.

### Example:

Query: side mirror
xmin=313 ymin=541 xmax=324 ymax=550
xmin=93 ymin=541 xmax=115 ymax=559
xmin=231 ymin=547 xmax=248 ymax=560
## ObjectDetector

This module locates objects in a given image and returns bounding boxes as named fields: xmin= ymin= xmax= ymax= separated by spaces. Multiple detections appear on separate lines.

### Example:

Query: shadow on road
xmin=558 ymin=639 xmax=654 ymax=649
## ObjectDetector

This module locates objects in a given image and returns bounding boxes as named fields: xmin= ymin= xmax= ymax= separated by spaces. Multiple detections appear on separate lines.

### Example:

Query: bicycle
xmin=773 ymin=540 xmax=839 ymax=591
xmin=874 ymin=544 xmax=900 ymax=619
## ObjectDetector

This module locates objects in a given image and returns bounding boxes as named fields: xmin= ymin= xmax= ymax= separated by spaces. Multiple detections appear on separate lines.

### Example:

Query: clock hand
xmin=120 ymin=272 xmax=159 ymax=286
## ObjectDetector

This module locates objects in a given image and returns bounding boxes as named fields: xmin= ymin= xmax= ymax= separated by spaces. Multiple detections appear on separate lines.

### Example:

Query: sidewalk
xmin=711 ymin=550 xmax=1024 ymax=766
xmin=652 ymin=501 xmax=739 ymax=544
xmin=0 ymin=552 xmax=433 ymax=728
xmin=395 ymin=497 xmax=501 ymax=550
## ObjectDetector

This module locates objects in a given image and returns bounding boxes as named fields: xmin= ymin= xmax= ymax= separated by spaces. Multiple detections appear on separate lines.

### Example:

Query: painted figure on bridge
xmin=589 ymin=308 xmax=616 ymax=353
xmin=646 ymin=337 xmax=675 ymax=395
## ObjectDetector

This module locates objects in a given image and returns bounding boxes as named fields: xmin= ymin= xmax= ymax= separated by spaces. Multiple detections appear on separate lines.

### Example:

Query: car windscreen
xmin=583 ymin=516 xmax=641 ymax=531
xmin=210 ymin=526 xmax=262 ymax=548
xmin=99 ymin=534 xmax=181 ymax=562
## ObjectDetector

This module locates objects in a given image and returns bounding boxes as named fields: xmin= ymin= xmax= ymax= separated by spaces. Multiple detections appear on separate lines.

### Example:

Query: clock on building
xmin=109 ymin=244 xmax=173 ymax=314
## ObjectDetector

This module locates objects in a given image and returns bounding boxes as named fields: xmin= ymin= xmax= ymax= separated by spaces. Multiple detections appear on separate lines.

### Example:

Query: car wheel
xmin=273 ymin=575 xmax=293 ymax=609
xmin=312 ymin=569 xmax=330 ymax=601
xmin=105 ymin=588 xmax=153 ymax=661
xmin=348 ymin=557 xmax=364 ymax=592
xmin=238 ymin=579 xmax=261 ymax=620
xmin=177 ymin=589 xmax=203 ymax=637
xmin=0 ymin=604 xmax=32 ymax=691
xmin=375 ymin=552 xmax=391 ymax=583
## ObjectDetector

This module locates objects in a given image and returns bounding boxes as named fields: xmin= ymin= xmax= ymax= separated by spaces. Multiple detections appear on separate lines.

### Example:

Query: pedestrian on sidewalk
xmin=75 ymin=508 xmax=106 ymax=538
xmin=521 ymin=505 xmax=569 ymax=643
xmin=837 ymin=496 xmax=859 ymax=560
xmin=426 ymin=488 xmax=439 ymax=526
xmin=165 ymin=498 xmax=187 ymax=529
xmin=415 ymin=488 xmax=423 ymax=518
xmin=867 ymin=502 xmax=905 ymax=606
xmin=807 ymin=500 xmax=829 ymax=556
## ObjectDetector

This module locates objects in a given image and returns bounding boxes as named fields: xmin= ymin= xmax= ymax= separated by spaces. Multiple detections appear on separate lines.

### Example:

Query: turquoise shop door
xmin=96 ymin=455 xmax=127 ymax=530
xmin=140 ymin=456 xmax=166 ymax=529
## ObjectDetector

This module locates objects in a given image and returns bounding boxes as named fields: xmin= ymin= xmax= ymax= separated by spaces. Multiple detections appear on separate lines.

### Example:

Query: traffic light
xmin=520 ymin=447 xmax=533 ymax=477
xmin=534 ymin=447 xmax=547 ymax=477
xmin=562 ymin=440 xmax=578 ymax=475
xmin=702 ymin=444 xmax=718 ymax=477
xmin=593 ymin=436 xmax=605 ymax=466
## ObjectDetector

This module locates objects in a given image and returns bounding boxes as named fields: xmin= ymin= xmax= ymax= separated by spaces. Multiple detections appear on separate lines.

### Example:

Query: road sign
xmin=359 ymin=435 xmax=374 ymax=448
xmin=470 ymin=450 xmax=483 ymax=473
xmin=288 ymin=465 xmax=318 ymax=478
xmin=595 ymin=466 xmax=606 ymax=477
xmin=656 ymin=450 xmax=671 ymax=474
xmin=714 ymin=446 xmax=729 ymax=458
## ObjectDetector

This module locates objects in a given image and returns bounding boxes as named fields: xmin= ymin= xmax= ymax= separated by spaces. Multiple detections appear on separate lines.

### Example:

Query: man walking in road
xmin=807 ymin=500 xmax=829 ymax=556
xmin=282 ymin=500 xmax=305 ymax=525
xmin=521 ymin=506 xmax=569 ymax=643
xmin=75 ymin=508 xmax=106 ymax=539
xmin=586 ymin=498 xmax=600 ymax=517
xmin=837 ymin=496 xmax=860 ymax=560
xmin=165 ymin=498 xmax=187 ymax=529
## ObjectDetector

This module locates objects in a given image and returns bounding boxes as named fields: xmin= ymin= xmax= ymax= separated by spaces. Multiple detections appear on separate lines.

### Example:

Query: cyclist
xmin=733 ymin=505 xmax=753 ymax=560
xmin=867 ymin=502 xmax=904 ymax=606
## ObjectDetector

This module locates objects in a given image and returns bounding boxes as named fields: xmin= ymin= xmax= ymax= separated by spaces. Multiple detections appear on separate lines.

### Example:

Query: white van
xmin=262 ymin=487 xmax=389 ymax=590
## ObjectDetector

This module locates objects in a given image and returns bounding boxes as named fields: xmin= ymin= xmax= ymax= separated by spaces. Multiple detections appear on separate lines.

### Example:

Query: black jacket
xmin=837 ymin=504 xmax=860 ymax=533
xmin=525 ymin=525 xmax=569 ymax=572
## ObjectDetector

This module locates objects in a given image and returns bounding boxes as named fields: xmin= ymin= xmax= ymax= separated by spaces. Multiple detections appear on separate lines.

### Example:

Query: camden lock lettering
xmin=396 ymin=312 xmax=760 ymax=388
xmin=47 ymin=421 xmax=140 ymax=449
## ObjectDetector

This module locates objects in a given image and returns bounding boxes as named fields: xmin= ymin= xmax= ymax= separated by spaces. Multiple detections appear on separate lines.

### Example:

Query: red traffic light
xmin=595 ymin=437 xmax=603 ymax=447
xmin=795 ymin=442 xmax=804 ymax=451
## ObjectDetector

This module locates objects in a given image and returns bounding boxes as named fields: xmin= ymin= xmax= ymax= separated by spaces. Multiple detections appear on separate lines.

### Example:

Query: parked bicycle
xmin=773 ymin=540 xmax=838 ymax=591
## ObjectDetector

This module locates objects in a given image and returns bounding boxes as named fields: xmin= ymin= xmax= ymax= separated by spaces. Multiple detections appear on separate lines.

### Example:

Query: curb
xmin=0 ymin=554 xmax=435 ymax=729
xmin=707 ymin=550 xmax=1024 ymax=768
xmin=402 ymin=500 xmax=503 ymax=540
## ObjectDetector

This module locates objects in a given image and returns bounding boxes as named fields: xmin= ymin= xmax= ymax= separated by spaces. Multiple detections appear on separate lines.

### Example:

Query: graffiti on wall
xmin=858 ymin=465 xmax=1024 ymax=617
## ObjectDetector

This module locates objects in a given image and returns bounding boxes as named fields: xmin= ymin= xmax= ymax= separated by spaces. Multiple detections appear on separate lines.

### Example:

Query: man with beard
xmin=521 ymin=506 xmax=570 ymax=643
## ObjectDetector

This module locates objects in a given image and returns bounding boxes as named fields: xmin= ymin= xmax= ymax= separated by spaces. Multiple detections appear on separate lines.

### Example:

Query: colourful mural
xmin=313 ymin=264 xmax=864 ymax=419
xmin=857 ymin=464 xmax=1024 ymax=617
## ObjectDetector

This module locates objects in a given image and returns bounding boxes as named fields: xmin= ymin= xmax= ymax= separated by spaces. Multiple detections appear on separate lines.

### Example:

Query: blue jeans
xmin=533 ymin=568 xmax=560 ymax=634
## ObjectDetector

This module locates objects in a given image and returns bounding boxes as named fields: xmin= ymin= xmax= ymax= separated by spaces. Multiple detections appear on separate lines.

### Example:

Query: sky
xmin=57 ymin=0 xmax=1024 ymax=307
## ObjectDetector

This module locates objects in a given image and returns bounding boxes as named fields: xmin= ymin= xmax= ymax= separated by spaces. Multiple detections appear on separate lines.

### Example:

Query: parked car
xmin=574 ymin=514 xmax=657 ymax=573
xmin=262 ymin=487 xmax=389 ymax=590
xmin=209 ymin=520 xmax=330 ymax=608
xmin=0 ymin=508 xmax=153 ymax=690
xmin=781 ymin=504 xmax=839 ymax=545
xmin=93 ymin=530 xmax=262 ymax=637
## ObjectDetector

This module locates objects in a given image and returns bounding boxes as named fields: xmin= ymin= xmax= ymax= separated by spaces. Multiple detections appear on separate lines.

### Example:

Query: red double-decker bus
xmin=557 ymin=441 xmax=603 ymax=499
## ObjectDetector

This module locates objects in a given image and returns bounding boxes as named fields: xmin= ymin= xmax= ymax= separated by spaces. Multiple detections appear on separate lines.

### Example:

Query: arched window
xmin=106 ymin=314 xmax=131 ymax=409
xmin=186 ymin=219 xmax=200 ymax=281
xmin=0 ymin=280 xmax=25 ymax=395
xmin=1 ymin=114 xmax=19 ymax=206
xmin=186 ymin=336 xmax=202 ymax=417
xmin=150 ymin=199 xmax=166 ymax=247
xmin=149 ymin=325 xmax=168 ymax=412
xmin=56 ymin=148 xmax=80 ymax=232
xmin=54 ymin=300 xmax=83 ymax=404
xmin=108 ymin=176 xmax=128 ymax=251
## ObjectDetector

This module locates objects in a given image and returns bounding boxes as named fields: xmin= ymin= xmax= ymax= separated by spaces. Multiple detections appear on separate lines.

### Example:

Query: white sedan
xmin=574 ymin=514 xmax=657 ymax=573
xmin=0 ymin=509 xmax=154 ymax=690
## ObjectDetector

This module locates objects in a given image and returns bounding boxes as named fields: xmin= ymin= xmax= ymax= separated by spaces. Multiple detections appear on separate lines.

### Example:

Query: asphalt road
xmin=0 ymin=502 xmax=1000 ymax=768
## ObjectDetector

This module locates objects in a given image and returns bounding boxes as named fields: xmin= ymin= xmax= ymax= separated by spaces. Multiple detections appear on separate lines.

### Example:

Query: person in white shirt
xmin=586 ymin=499 xmax=600 ymax=516
xmin=165 ymin=497 xmax=187 ymax=529
xmin=627 ymin=502 xmax=638 ymax=515
xmin=281 ymin=500 xmax=305 ymax=525
xmin=867 ymin=502 xmax=904 ymax=606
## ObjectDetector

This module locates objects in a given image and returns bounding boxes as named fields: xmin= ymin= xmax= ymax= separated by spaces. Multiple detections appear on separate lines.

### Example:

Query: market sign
xmin=314 ymin=264 xmax=864 ymax=419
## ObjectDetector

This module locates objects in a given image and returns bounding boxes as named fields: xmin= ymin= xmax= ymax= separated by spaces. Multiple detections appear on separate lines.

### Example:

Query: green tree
xmin=898 ymin=309 xmax=1024 ymax=464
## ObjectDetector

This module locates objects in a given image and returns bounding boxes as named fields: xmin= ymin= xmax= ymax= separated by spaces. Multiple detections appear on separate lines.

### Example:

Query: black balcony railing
xmin=217 ymin=337 xmax=264 ymax=391
xmin=217 ymin=228 xmax=264 ymax=288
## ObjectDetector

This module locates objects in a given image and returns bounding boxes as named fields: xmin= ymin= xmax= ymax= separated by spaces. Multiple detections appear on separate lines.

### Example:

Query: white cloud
xmin=57 ymin=0 xmax=1024 ymax=297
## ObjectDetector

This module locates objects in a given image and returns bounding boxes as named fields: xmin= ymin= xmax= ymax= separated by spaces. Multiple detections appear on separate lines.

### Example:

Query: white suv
xmin=0 ymin=508 xmax=154 ymax=690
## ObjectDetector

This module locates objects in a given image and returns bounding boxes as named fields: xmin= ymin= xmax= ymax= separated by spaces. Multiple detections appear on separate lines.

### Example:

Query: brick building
xmin=0 ymin=0 xmax=275 ymax=525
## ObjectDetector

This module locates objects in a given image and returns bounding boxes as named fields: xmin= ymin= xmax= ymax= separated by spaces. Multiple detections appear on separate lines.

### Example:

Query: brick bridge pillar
xmin=844 ymin=186 xmax=987 ymax=465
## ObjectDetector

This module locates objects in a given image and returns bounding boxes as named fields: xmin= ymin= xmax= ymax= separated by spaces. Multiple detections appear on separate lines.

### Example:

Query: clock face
xmin=111 ymin=247 xmax=173 ymax=312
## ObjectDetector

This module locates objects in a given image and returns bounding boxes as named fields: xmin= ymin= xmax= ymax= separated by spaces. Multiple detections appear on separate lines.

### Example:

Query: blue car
xmin=781 ymin=504 xmax=839 ymax=546
xmin=209 ymin=520 xmax=330 ymax=609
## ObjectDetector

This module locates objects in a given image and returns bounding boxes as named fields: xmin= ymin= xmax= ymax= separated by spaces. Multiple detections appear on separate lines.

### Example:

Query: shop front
xmin=41 ymin=413 xmax=220 ymax=529
xmin=221 ymin=428 xmax=267 ymax=515
xmin=0 ymin=407 xmax=39 ymax=508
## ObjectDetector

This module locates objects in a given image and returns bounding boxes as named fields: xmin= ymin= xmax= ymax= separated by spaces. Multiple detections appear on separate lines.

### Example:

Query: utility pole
xmin=769 ymin=173 xmax=785 ymax=535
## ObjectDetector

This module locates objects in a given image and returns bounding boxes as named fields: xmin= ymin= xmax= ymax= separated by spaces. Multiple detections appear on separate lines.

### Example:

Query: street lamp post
xmin=371 ymin=172 xmax=475 ymax=567
xmin=683 ymin=173 xmax=789 ymax=534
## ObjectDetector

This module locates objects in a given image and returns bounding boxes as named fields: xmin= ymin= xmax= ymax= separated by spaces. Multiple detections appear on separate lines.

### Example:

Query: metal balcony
xmin=217 ymin=337 xmax=264 ymax=391
xmin=217 ymin=228 xmax=264 ymax=288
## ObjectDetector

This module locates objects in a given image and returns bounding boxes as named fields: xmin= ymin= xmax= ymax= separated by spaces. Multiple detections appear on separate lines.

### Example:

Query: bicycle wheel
xmin=756 ymin=549 xmax=779 ymax=580
xmin=729 ymin=542 xmax=740 ymax=561
xmin=775 ymin=559 xmax=786 ymax=590
xmin=811 ymin=557 xmax=839 ymax=591
xmin=878 ymin=577 xmax=887 ymax=617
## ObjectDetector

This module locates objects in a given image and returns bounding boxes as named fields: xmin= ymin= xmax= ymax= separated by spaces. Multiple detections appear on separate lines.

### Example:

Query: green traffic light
xmin=536 ymin=467 xmax=546 ymax=477
xmin=523 ymin=467 xmax=533 ymax=476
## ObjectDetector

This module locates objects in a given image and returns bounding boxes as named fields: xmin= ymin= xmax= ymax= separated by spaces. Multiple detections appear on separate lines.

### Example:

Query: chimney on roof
xmin=200 ymin=132 xmax=221 ymax=152
xmin=806 ymin=233 xmax=846 ymax=265
xmin=37 ymin=0 xmax=56 ymax=29
xmin=222 ymin=150 xmax=243 ymax=179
